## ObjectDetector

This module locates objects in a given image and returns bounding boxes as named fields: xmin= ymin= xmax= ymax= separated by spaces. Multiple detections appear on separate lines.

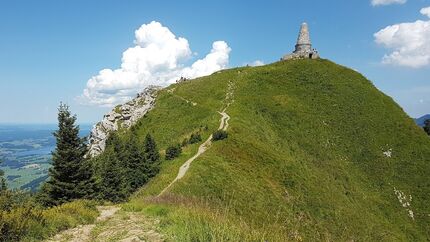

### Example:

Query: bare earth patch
xmin=46 ymin=205 xmax=163 ymax=242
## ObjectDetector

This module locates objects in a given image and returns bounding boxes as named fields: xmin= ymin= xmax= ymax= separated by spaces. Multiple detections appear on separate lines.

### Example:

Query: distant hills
xmin=416 ymin=114 xmax=430 ymax=127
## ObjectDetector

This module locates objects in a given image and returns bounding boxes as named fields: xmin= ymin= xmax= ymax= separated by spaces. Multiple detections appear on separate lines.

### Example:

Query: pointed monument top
xmin=296 ymin=22 xmax=311 ymax=46
xmin=281 ymin=22 xmax=319 ymax=61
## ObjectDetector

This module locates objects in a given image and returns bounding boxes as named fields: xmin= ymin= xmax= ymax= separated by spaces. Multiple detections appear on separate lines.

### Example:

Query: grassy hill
xmin=118 ymin=59 xmax=430 ymax=241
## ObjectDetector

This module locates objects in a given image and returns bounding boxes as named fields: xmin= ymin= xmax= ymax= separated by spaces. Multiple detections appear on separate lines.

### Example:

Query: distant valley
xmin=0 ymin=124 xmax=91 ymax=190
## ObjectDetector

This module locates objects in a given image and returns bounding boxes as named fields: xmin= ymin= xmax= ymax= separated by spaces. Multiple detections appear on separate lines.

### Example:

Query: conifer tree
xmin=144 ymin=133 xmax=160 ymax=163
xmin=41 ymin=103 xmax=94 ymax=206
xmin=123 ymin=134 xmax=147 ymax=193
xmin=144 ymin=133 xmax=161 ymax=177
xmin=98 ymin=148 xmax=127 ymax=202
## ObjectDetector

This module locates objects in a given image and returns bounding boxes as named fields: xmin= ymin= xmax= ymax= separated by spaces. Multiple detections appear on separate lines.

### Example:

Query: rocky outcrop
xmin=87 ymin=86 xmax=161 ymax=157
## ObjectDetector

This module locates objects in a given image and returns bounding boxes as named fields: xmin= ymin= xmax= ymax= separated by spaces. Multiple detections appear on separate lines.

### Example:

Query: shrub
xmin=165 ymin=144 xmax=182 ymax=160
xmin=0 ymin=199 xmax=98 ymax=241
xmin=212 ymin=130 xmax=228 ymax=141
xmin=189 ymin=133 xmax=202 ymax=144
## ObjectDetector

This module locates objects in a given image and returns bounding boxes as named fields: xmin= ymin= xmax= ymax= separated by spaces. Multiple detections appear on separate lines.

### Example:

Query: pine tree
xmin=144 ymin=133 xmax=161 ymax=177
xmin=41 ymin=103 xmax=94 ymax=206
xmin=119 ymin=134 xmax=145 ymax=194
xmin=424 ymin=119 xmax=430 ymax=136
xmin=144 ymin=133 xmax=160 ymax=163
xmin=98 ymin=148 xmax=127 ymax=202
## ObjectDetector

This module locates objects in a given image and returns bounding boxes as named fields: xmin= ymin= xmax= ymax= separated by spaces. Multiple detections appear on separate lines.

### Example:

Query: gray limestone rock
xmin=87 ymin=85 xmax=162 ymax=157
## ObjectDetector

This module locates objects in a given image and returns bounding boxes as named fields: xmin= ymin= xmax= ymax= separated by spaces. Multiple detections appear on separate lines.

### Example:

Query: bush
xmin=165 ymin=144 xmax=182 ymax=160
xmin=189 ymin=133 xmax=202 ymax=144
xmin=212 ymin=130 xmax=228 ymax=141
xmin=0 ymin=199 xmax=98 ymax=241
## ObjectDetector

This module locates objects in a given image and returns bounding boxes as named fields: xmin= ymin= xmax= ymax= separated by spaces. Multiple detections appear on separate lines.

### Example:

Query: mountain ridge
xmin=83 ymin=59 xmax=430 ymax=241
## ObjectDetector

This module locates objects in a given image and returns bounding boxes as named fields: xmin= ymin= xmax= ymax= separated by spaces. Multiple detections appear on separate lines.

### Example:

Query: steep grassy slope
xmin=126 ymin=59 xmax=430 ymax=241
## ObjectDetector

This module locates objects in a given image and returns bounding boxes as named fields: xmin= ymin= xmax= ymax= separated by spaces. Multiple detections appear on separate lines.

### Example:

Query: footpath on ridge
xmin=158 ymin=81 xmax=234 ymax=196
xmin=46 ymin=81 xmax=235 ymax=242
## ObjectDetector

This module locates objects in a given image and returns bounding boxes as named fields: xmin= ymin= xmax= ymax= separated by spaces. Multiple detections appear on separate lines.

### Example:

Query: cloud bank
xmin=374 ymin=7 xmax=430 ymax=68
xmin=79 ymin=21 xmax=231 ymax=106
xmin=371 ymin=0 xmax=406 ymax=6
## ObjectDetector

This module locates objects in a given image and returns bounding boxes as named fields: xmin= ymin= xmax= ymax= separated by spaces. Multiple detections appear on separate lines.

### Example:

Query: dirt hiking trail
xmin=158 ymin=81 xmax=234 ymax=196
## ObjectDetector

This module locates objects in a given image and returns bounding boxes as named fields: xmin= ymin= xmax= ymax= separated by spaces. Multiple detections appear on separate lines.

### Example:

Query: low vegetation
xmin=211 ymin=130 xmax=228 ymax=141
xmin=188 ymin=133 xmax=202 ymax=144
xmin=0 ymin=190 xmax=97 ymax=242
xmin=165 ymin=144 xmax=182 ymax=160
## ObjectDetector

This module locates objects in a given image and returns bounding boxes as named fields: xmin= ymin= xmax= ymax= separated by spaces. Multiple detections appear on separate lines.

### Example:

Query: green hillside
xmin=119 ymin=59 xmax=430 ymax=241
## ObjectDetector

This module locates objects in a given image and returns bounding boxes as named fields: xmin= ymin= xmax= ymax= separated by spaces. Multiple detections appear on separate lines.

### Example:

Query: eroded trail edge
xmin=46 ymin=206 xmax=120 ymax=242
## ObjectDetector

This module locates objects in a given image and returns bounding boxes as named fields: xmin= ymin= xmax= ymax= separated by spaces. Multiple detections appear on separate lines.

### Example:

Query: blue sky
xmin=0 ymin=0 xmax=429 ymax=124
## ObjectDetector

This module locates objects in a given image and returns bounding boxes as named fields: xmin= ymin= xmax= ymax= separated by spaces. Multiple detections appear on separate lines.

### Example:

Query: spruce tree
xmin=144 ymin=133 xmax=160 ymax=163
xmin=144 ymin=133 xmax=161 ymax=177
xmin=98 ymin=148 xmax=127 ymax=202
xmin=122 ymin=133 xmax=148 ymax=194
xmin=41 ymin=103 xmax=94 ymax=206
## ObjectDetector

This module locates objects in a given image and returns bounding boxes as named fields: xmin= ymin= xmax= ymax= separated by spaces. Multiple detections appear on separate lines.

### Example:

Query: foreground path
xmin=46 ymin=206 xmax=120 ymax=242
xmin=158 ymin=81 xmax=234 ymax=197
xmin=47 ymin=205 xmax=163 ymax=242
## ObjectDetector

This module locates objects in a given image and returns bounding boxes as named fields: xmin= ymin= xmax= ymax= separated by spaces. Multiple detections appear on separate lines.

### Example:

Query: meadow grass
xmin=124 ymin=59 xmax=429 ymax=241
xmin=0 ymin=199 xmax=98 ymax=241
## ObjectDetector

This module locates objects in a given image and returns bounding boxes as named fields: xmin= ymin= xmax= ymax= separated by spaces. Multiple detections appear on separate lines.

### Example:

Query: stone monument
xmin=282 ymin=22 xmax=319 ymax=60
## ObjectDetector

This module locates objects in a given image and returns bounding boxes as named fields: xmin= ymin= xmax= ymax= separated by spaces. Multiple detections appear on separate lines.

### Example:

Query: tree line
xmin=36 ymin=103 xmax=161 ymax=206
xmin=1 ymin=102 xmax=230 ymax=207
xmin=0 ymin=103 xmax=162 ymax=241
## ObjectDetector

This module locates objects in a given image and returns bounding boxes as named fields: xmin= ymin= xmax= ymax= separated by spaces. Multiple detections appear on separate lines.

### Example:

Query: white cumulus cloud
xmin=421 ymin=6 xmax=430 ymax=18
xmin=79 ymin=21 xmax=231 ymax=107
xmin=249 ymin=60 xmax=265 ymax=66
xmin=374 ymin=7 xmax=430 ymax=68
xmin=371 ymin=0 xmax=406 ymax=6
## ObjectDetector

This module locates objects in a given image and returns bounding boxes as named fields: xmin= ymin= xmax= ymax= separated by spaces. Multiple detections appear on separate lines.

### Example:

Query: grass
xmin=120 ymin=59 xmax=430 ymax=241
xmin=123 ymin=197 xmax=287 ymax=241
xmin=0 ymin=199 xmax=99 ymax=241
